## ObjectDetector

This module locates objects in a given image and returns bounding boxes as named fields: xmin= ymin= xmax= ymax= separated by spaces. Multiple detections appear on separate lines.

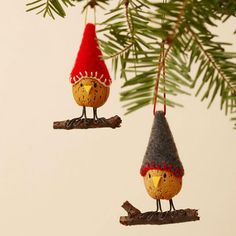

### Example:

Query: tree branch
xmin=188 ymin=26 xmax=236 ymax=94
xmin=53 ymin=115 xmax=122 ymax=129
xmin=105 ymin=0 xmax=134 ymax=60
xmin=120 ymin=201 xmax=200 ymax=226
xmin=106 ymin=43 xmax=134 ymax=59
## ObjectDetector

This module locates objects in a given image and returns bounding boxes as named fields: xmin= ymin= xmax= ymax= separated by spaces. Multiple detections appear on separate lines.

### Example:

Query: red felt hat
xmin=70 ymin=23 xmax=112 ymax=87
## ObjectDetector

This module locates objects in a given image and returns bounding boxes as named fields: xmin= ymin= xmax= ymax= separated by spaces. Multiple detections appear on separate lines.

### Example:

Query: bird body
xmin=72 ymin=77 xmax=110 ymax=108
xmin=143 ymin=169 xmax=182 ymax=200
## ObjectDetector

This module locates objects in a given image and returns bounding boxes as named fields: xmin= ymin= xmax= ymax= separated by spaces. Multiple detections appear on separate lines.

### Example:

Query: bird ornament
xmin=67 ymin=23 xmax=111 ymax=128
xmin=140 ymin=111 xmax=184 ymax=212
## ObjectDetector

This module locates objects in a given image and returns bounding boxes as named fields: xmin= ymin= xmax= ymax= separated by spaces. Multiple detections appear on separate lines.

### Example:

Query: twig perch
xmin=53 ymin=115 xmax=122 ymax=129
xmin=120 ymin=201 xmax=200 ymax=226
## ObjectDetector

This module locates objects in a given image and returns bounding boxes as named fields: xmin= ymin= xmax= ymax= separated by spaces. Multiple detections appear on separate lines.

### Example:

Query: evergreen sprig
xmin=26 ymin=0 xmax=236 ymax=128
xmin=99 ymin=0 xmax=236 ymax=128
xmin=26 ymin=0 xmax=109 ymax=18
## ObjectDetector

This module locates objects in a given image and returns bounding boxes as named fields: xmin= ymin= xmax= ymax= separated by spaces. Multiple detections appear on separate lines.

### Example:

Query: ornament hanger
xmin=84 ymin=0 xmax=97 ymax=25
xmin=153 ymin=0 xmax=167 ymax=116
xmin=153 ymin=41 xmax=167 ymax=116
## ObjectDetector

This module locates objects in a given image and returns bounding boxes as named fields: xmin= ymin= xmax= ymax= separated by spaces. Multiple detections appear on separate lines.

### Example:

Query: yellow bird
xmin=140 ymin=111 xmax=184 ymax=212
xmin=72 ymin=77 xmax=110 ymax=120
xmin=143 ymin=169 xmax=182 ymax=211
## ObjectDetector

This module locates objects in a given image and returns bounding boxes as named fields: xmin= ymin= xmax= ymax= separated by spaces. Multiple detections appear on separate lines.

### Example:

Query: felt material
xmin=70 ymin=23 xmax=112 ymax=87
xmin=140 ymin=111 xmax=184 ymax=177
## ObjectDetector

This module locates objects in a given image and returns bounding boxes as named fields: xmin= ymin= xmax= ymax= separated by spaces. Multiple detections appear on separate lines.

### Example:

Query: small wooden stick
xmin=122 ymin=201 xmax=141 ymax=217
xmin=53 ymin=115 xmax=122 ymax=129
xmin=120 ymin=201 xmax=200 ymax=226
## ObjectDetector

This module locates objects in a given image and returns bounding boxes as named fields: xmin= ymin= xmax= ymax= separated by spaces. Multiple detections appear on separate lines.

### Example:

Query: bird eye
xmin=148 ymin=173 xmax=151 ymax=178
xmin=80 ymin=83 xmax=83 ymax=87
xmin=94 ymin=82 xmax=97 ymax=88
xmin=163 ymin=173 xmax=167 ymax=178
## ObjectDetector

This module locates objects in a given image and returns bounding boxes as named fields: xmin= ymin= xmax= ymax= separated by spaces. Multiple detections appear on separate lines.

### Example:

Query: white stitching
xmin=70 ymin=73 xmax=111 ymax=87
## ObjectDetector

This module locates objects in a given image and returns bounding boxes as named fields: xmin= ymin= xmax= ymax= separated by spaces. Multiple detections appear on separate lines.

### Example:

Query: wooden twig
xmin=53 ymin=115 xmax=122 ymax=130
xmin=120 ymin=201 xmax=200 ymax=226
xmin=122 ymin=201 xmax=141 ymax=217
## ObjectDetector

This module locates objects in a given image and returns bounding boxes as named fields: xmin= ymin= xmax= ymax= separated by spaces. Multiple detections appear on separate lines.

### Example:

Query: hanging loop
xmin=153 ymin=41 xmax=167 ymax=116
xmin=153 ymin=0 xmax=167 ymax=116
xmin=84 ymin=1 xmax=97 ymax=25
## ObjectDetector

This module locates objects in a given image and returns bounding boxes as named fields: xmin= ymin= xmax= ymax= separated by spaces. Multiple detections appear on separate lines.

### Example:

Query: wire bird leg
xmin=65 ymin=106 xmax=88 ymax=128
xmin=156 ymin=199 xmax=163 ymax=212
xmin=169 ymin=199 xmax=176 ymax=211
xmin=93 ymin=108 xmax=107 ymax=124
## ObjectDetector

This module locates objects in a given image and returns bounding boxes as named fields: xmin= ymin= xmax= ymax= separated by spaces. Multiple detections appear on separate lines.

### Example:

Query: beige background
xmin=0 ymin=1 xmax=236 ymax=236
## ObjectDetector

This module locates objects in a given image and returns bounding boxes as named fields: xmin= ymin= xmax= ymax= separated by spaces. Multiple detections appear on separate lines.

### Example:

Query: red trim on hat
xmin=70 ymin=23 xmax=112 ymax=87
xmin=140 ymin=162 xmax=184 ymax=178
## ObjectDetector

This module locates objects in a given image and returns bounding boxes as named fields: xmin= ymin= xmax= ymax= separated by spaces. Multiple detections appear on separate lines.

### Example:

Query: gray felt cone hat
xmin=140 ymin=111 xmax=184 ymax=177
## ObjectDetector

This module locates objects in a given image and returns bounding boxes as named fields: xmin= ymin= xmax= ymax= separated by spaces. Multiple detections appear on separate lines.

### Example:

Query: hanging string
xmin=94 ymin=6 xmax=97 ymax=25
xmin=163 ymin=0 xmax=167 ymax=116
xmin=163 ymin=42 xmax=167 ymax=116
xmin=84 ymin=1 xmax=89 ymax=25
xmin=153 ymin=0 xmax=167 ymax=116
xmin=84 ymin=3 xmax=97 ymax=25
xmin=153 ymin=42 xmax=164 ymax=116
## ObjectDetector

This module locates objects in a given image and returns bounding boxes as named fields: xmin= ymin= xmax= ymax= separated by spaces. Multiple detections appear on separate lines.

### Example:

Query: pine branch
xmin=26 ymin=0 xmax=72 ymax=18
xmin=98 ymin=0 xmax=236 ymax=127
xmin=103 ymin=1 xmax=136 ymax=62
xmin=26 ymin=0 xmax=109 ymax=18
xmin=105 ymin=43 xmax=134 ymax=59
xmin=26 ymin=0 xmax=236 ymax=128
xmin=100 ymin=0 xmax=193 ymax=114
xmin=82 ymin=0 xmax=109 ymax=12
xmin=181 ymin=1 xmax=236 ymax=125
xmin=188 ymin=27 xmax=236 ymax=99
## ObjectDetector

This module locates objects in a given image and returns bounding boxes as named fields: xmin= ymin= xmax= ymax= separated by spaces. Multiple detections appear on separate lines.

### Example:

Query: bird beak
xmin=152 ymin=176 xmax=161 ymax=188
xmin=84 ymin=85 xmax=92 ymax=94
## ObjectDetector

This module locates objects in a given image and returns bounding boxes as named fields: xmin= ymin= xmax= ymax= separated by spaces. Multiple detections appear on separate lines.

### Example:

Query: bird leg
xmin=83 ymin=106 xmax=88 ymax=120
xmin=65 ymin=106 xmax=88 ymax=128
xmin=93 ymin=107 xmax=99 ymax=121
xmin=93 ymin=108 xmax=107 ymax=124
xmin=156 ymin=199 xmax=163 ymax=212
xmin=169 ymin=199 xmax=176 ymax=211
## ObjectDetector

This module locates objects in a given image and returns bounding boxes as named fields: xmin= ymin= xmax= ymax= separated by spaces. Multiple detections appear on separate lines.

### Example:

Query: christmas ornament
xmin=140 ymin=111 xmax=184 ymax=212
xmin=120 ymin=111 xmax=199 ymax=225
xmin=70 ymin=23 xmax=111 ymax=114
xmin=53 ymin=23 xmax=121 ymax=130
